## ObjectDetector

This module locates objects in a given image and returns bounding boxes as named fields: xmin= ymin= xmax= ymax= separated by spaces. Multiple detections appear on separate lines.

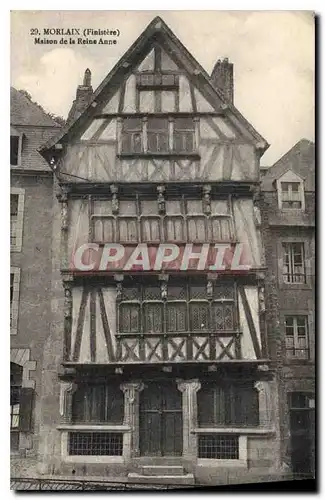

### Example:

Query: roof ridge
xmin=10 ymin=87 xmax=61 ymax=127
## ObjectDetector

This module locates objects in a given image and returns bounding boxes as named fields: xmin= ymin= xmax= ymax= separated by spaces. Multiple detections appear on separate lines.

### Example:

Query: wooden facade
xmin=39 ymin=17 xmax=282 ymax=485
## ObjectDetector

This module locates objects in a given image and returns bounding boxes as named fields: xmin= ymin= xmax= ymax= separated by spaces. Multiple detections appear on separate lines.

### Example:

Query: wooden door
xmin=289 ymin=392 xmax=315 ymax=476
xmin=290 ymin=408 xmax=315 ymax=475
xmin=139 ymin=382 xmax=182 ymax=456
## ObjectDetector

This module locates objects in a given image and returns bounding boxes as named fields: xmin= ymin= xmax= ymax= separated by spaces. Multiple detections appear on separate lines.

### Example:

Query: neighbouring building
xmin=261 ymin=139 xmax=315 ymax=478
xmin=16 ymin=16 xmax=293 ymax=486
xmin=10 ymin=88 xmax=61 ymax=475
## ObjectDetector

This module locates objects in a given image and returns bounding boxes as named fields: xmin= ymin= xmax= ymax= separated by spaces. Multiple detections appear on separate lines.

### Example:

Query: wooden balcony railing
xmin=115 ymin=331 xmax=240 ymax=363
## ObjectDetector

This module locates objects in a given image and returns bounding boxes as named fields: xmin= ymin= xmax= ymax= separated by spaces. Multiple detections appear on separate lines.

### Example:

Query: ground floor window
xmin=197 ymin=382 xmax=259 ymax=427
xmin=71 ymin=382 xmax=124 ymax=424
xmin=68 ymin=432 xmax=123 ymax=456
xmin=198 ymin=434 xmax=239 ymax=459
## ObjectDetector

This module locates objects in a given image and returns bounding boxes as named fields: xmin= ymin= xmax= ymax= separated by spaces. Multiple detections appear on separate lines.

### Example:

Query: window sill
xmin=57 ymin=424 xmax=131 ymax=432
xmin=279 ymin=282 xmax=312 ymax=291
xmin=117 ymin=152 xmax=200 ymax=160
xmin=284 ymin=359 xmax=313 ymax=366
xmin=197 ymin=458 xmax=247 ymax=467
xmin=193 ymin=427 xmax=275 ymax=435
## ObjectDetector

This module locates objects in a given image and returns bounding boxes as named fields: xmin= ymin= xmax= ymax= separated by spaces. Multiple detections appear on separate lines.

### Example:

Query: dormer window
xmin=281 ymin=182 xmax=302 ymax=209
xmin=276 ymin=170 xmax=305 ymax=210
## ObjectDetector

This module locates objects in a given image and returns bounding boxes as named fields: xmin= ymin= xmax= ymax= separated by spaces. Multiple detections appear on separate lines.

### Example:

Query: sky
xmin=10 ymin=10 xmax=314 ymax=165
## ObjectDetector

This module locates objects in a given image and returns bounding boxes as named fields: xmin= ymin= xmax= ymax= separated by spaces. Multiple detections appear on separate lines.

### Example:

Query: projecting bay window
xmin=118 ymin=281 xmax=237 ymax=335
xmin=91 ymin=195 xmax=234 ymax=244
xmin=285 ymin=316 xmax=309 ymax=360
xmin=120 ymin=116 xmax=196 ymax=155
xmin=282 ymin=242 xmax=306 ymax=284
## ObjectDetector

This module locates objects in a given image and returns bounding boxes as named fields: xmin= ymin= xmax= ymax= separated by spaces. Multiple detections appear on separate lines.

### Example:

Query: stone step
xmin=128 ymin=473 xmax=195 ymax=486
xmin=140 ymin=465 xmax=184 ymax=476
xmin=134 ymin=457 xmax=182 ymax=466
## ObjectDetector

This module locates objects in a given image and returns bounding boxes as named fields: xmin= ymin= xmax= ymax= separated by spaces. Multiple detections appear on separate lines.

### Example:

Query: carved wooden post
xmin=157 ymin=185 xmax=166 ymax=214
xmin=254 ymin=380 xmax=272 ymax=427
xmin=59 ymin=381 xmax=77 ymax=424
xmin=177 ymin=379 xmax=201 ymax=462
xmin=110 ymin=185 xmax=119 ymax=214
xmin=120 ymin=382 xmax=144 ymax=460
xmin=57 ymin=186 xmax=70 ymax=269
xmin=63 ymin=277 xmax=73 ymax=360
xmin=203 ymin=184 xmax=211 ymax=215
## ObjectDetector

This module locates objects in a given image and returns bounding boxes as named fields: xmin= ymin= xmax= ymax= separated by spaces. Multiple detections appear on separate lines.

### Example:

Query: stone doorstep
xmin=140 ymin=465 xmax=185 ymax=476
xmin=134 ymin=456 xmax=182 ymax=466
xmin=128 ymin=473 xmax=195 ymax=485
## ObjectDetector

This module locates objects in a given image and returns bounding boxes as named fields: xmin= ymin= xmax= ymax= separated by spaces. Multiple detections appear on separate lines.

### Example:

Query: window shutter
xmin=237 ymin=386 xmax=259 ymax=426
xmin=19 ymin=387 xmax=34 ymax=432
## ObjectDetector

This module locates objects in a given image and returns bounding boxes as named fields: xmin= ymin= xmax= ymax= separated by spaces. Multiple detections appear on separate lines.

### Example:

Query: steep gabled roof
xmin=10 ymin=87 xmax=61 ymax=128
xmin=39 ymin=16 xmax=268 ymax=160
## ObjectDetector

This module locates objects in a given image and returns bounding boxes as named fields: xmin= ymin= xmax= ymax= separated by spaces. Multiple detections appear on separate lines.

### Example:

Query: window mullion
xmin=142 ymin=118 xmax=147 ymax=153
xmin=169 ymin=118 xmax=174 ymax=152
xmin=293 ymin=318 xmax=298 ymax=350
xmin=289 ymin=246 xmax=294 ymax=281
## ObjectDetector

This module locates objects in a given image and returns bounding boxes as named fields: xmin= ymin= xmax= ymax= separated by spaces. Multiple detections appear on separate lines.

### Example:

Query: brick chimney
xmin=67 ymin=68 xmax=93 ymax=123
xmin=210 ymin=58 xmax=234 ymax=104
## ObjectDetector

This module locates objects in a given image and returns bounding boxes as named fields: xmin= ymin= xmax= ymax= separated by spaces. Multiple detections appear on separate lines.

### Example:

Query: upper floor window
xmin=10 ymin=267 xmax=21 ymax=335
xmin=281 ymin=182 xmax=302 ymax=209
xmin=91 ymin=195 xmax=234 ymax=244
xmin=120 ymin=116 xmax=196 ymax=155
xmin=285 ymin=316 xmax=309 ymax=360
xmin=10 ymin=128 xmax=22 ymax=166
xmin=118 ymin=280 xmax=237 ymax=335
xmin=147 ymin=117 xmax=169 ymax=153
xmin=282 ymin=242 xmax=306 ymax=284
xmin=11 ymin=189 xmax=25 ymax=252
xmin=276 ymin=170 xmax=305 ymax=210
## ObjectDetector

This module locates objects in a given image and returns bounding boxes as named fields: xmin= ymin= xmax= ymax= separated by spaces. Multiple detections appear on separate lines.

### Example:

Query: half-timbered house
xmin=38 ymin=17 xmax=283 ymax=485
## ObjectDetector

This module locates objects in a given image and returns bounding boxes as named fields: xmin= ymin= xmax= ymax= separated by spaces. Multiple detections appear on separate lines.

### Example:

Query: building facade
xmin=261 ymin=139 xmax=315 ymax=477
xmin=14 ymin=17 xmax=292 ymax=486
xmin=10 ymin=88 xmax=61 ymax=475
